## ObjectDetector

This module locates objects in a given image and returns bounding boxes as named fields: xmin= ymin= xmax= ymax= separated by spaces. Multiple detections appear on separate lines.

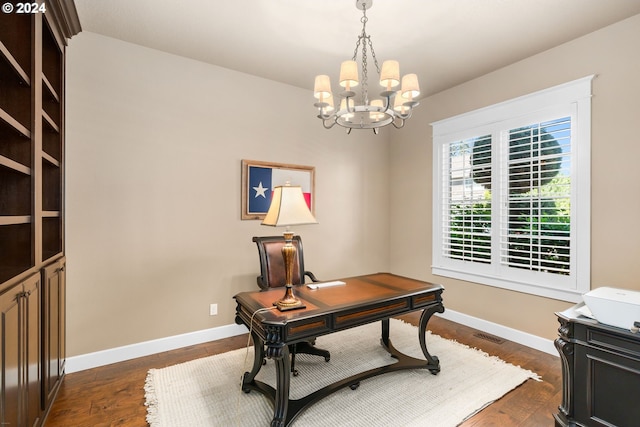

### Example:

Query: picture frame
xmin=241 ymin=159 xmax=315 ymax=220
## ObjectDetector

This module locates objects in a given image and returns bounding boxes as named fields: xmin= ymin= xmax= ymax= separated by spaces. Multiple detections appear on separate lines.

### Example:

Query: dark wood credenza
xmin=555 ymin=304 xmax=640 ymax=427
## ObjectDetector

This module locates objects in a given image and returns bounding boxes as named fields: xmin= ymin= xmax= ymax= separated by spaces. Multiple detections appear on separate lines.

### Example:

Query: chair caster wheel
xmin=293 ymin=369 xmax=299 ymax=377
xmin=349 ymin=382 xmax=360 ymax=390
xmin=324 ymin=356 xmax=330 ymax=362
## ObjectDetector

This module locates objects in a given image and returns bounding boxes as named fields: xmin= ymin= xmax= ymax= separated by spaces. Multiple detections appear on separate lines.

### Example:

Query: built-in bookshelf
xmin=0 ymin=11 xmax=33 ymax=283
xmin=0 ymin=3 xmax=80 ymax=426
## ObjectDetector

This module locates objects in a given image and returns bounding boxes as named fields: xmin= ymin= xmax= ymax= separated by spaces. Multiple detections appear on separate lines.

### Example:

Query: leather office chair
xmin=252 ymin=235 xmax=330 ymax=376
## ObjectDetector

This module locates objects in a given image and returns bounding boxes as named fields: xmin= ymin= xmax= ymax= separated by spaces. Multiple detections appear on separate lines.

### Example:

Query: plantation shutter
xmin=442 ymin=135 xmax=492 ymax=264
xmin=500 ymin=117 xmax=572 ymax=275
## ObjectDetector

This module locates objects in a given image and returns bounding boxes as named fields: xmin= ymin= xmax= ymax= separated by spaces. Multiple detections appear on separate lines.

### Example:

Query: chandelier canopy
xmin=313 ymin=0 xmax=420 ymax=134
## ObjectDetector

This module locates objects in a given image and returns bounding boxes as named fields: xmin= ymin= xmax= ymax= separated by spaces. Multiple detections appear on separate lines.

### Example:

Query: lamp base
xmin=274 ymin=301 xmax=307 ymax=312
xmin=273 ymin=284 xmax=306 ymax=311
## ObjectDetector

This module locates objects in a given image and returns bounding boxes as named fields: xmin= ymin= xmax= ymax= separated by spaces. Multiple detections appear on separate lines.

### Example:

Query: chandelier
xmin=313 ymin=0 xmax=420 ymax=134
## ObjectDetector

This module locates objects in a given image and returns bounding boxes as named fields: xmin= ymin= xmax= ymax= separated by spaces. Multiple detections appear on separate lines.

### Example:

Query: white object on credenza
xmin=582 ymin=286 xmax=640 ymax=331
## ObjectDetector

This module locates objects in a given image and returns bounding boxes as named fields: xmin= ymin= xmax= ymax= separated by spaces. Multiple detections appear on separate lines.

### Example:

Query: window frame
xmin=431 ymin=76 xmax=593 ymax=303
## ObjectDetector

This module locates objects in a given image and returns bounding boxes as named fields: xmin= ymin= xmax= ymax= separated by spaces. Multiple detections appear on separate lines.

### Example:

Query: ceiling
xmin=73 ymin=0 xmax=640 ymax=97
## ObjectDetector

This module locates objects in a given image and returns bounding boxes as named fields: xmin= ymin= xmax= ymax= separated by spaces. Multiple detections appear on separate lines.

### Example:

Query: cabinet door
xmin=24 ymin=275 xmax=41 ymax=427
xmin=42 ymin=257 xmax=65 ymax=405
xmin=0 ymin=285 xmax=21 ymax=426
xmin=0 ymin=273 xmax=41 ymax=427
xmin=574 ymin=343 xmax=640 ymax=427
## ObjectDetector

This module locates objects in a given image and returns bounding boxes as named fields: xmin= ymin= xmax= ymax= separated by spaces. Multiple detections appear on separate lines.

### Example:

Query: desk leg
xmin=271 ymin=344 xmax=291 ymax=427
xmin=418 ymin=304 xmax=444 ymax=374
xmin=242 ymin=332 xmax=266 ymax=392
xmin=381 ymin=318 xmax=390 ymax=347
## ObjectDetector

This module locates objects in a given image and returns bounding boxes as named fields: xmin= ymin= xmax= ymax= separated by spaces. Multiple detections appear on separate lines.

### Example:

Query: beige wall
xmin=65 ymin=32 xmax=391 ymax=356
xmin=67 ymin=13 xmax=640 ymax=357
xmin=390 ymin=14 xmax=640 ymax=340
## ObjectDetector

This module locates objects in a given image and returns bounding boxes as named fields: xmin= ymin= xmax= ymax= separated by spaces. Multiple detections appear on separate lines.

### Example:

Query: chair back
xmin=252 ymin=235 xmax=307 ymax=290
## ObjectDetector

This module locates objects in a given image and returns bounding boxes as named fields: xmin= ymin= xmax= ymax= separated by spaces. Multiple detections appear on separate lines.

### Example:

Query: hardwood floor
xmin=44 ymin=314 xmax=562 ymax=427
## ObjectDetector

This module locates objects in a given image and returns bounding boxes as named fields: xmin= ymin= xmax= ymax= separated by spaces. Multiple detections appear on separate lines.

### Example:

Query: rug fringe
xmin=144 ymin=369 xmax=160 ymax=426
xmin=424 ymin=329 xmax=543 ymax=382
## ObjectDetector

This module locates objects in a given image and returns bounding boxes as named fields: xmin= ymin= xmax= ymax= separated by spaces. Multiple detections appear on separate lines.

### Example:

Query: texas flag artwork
xmin=247 ymin=165 xmax=313 ymax=215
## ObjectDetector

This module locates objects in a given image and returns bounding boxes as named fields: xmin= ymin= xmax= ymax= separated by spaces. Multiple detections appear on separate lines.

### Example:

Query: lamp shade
xmin=323 ymin=94 xmax=335 ymax=112
xmin=262 ymin=185 xmax=317 ymax=227
xmin=314 ymin=75 xmax=332 ymax=100
xmin=394 ymin=93 xmax=410 ymax=114
xmin=380 ymin=60 xmax=400 ymax=89
xmin=401 ymin=73 xmax=420 ymax=99
xmin=339 ymin=60 xmax=359 ymax=88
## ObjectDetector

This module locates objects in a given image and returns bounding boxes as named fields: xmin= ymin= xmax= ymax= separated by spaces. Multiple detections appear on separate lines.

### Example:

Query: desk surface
xmin=236 ymin=272 xmax=442 ymax=322
xmin=235 ymin=273 xmax=443 ymax=344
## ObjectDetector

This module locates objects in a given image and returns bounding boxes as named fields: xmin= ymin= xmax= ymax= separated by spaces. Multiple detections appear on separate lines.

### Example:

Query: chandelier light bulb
xmin=370 ymin=100 xmax=385 ymax=120
xmin=394 ymin=93 xmax=411 ymax=115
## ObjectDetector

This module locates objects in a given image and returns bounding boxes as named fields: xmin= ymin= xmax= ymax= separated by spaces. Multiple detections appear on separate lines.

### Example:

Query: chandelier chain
xmin=362 ymin=37 xmax=368 ymax=104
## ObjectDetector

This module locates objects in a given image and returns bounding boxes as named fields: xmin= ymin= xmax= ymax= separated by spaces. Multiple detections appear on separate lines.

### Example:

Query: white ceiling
xmin=73 ymin=0 xmax=640 ymax=97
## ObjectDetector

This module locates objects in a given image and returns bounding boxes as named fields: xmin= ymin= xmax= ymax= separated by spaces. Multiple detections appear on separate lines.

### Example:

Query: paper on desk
xmin=306 ymin=281 xmax=346 ymax=290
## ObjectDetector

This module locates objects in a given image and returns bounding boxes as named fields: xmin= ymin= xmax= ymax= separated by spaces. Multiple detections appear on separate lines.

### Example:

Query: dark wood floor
xmin=44 ymin=314 xmax=562 ymax=427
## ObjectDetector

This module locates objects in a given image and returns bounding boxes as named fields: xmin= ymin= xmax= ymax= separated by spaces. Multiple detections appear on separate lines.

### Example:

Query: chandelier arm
xmin=322 ymin=117 xmax=338 ymax=129
xmin=345 ymin=94 xmax=355 ymax=113
xmin=391 ymin=118 xmax=406 ymax=129
xmin=317 ymin=110 xmax=334 ymax=120
xmin=382 ymin=95 xmax=392 ymax=110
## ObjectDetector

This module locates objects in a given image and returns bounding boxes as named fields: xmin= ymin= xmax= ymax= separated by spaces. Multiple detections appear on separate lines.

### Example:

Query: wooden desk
xmin=234 ymin=272 xmax=445 ymax=427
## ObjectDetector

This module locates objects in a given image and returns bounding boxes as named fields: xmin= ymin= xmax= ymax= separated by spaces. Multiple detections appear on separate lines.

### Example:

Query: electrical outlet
xmin=209 ymin=303 xmax=218 ymax=316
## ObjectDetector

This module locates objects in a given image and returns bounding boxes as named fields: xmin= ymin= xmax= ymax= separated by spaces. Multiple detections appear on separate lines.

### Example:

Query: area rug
xmin=144 ymin=319 xmax=539 ymax=427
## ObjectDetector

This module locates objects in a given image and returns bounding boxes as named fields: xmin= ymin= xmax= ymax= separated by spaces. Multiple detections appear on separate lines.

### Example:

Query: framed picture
xmin=241 ymin=159 xmax=315 ymax=220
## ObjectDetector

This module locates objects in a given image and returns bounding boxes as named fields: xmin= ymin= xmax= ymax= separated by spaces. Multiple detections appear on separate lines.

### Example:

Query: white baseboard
xmin=65 ymin=323 xmax=248 ymax=373
xmin=66 ymin=309 xmax=557 ymax=374
xmin=436 ymin=309 xmax=558 ymax=356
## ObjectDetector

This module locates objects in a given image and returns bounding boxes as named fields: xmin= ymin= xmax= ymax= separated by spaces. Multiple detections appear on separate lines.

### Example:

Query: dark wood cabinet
xmin=0 ymin=274 xmax=41 ymax=427
xmin=41 ymin=257 xmax=65 ymax=410
xmin=0 ymin=2 xmax=79 ymax=425
xmin=555 ymin=305 xmax=640 ymax=427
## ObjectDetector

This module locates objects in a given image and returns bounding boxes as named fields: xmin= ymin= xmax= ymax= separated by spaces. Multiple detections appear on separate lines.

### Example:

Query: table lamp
xmin=261 ymin=184 xmax=318 ymax=311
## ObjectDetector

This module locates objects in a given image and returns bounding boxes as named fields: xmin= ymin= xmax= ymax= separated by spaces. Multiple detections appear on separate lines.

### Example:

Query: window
xmin=432 ymin=76 xmax=593 ymax=302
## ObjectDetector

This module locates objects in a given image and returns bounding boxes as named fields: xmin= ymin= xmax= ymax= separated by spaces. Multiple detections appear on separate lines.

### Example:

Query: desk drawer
xmin=287 ymin=316 xmax=331 ymax=340
xmin=335 ymin=299 xmax=410 ymax=329
xmin=587 ymin=327 xmax=640 ymax=360
xmin=412 ymin=292 xmax=439 ymax=309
